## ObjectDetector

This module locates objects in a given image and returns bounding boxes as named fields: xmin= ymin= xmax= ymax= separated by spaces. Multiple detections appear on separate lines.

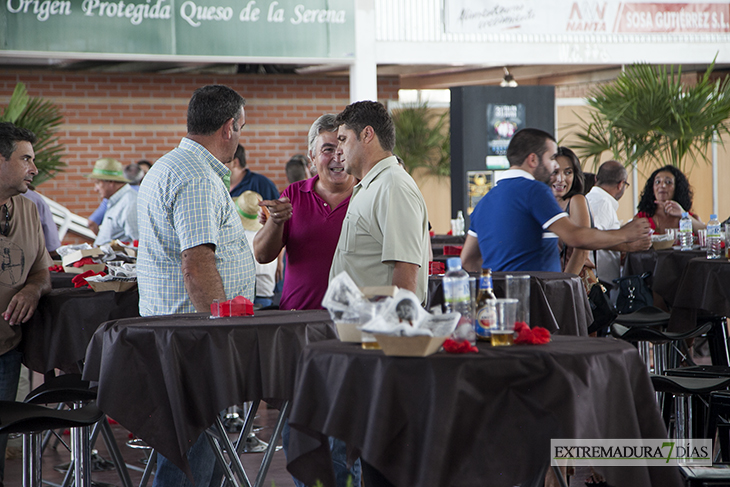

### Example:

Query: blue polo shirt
xmin=230 ymin=170 xmax=280 ymax=200
xmin=468 ymin=169 xmax=567 ymax=272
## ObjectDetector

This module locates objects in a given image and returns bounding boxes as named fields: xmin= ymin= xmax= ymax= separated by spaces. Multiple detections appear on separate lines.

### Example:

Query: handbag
xmin=582 ymin=268 xmax=618 ymax=335
xmin=613 ymin=272 xmax=654 ymax=314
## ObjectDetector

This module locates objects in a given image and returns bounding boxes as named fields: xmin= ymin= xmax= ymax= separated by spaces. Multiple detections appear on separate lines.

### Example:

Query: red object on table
xmin=514 ymin=322 xmax=551 ymax=345
xmin=72 ymin=257 xmax=98 ymax=268
xmin=71 ymin=270 xmax=107 ymax=289
xmin=211 ymin=296 xmax=254 ymax=317
xmin=428 ymin=261 xmax=445 ymax=275
xmin=48 ymin=264 xmax=65 ymax=273
xmin=443 ymin=245 xmax=463 ymax=256
xmin=443 ymin=338 xmax=479 ymax=353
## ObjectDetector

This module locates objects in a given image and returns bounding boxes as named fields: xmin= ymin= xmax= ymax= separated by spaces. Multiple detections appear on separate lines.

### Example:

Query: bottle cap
xmin=711 ymin=214 xmax=717 ymax=220
xmin=446 ymin=257 xmax=462 ymax=270
xmin=681 ymin=212 xmax=688 ymax=218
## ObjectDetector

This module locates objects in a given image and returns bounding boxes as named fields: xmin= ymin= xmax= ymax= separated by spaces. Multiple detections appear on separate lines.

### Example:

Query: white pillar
xmin=713 ymin=131 xmax=718 ymax=215
xmin=350 ymin=0 xmax=377 ymax=103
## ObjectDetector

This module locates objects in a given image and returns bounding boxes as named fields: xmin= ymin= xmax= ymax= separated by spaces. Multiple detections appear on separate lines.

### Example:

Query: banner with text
xmin=444 ymin=0 xmax=730 ymax=35
xmin=1 ymin=0 xmax=355 ymax=60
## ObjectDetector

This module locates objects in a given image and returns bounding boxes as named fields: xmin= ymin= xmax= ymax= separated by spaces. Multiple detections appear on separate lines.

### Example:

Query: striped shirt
xmin=137 ymin=137 xmax=255 ymax=316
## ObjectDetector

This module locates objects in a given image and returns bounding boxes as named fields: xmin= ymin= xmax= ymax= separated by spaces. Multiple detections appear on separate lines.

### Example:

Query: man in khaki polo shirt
xmin=329 ymin=101 xmax=429 ymax=302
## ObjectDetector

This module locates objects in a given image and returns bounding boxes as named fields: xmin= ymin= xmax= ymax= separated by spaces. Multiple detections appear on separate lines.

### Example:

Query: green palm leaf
xmin=392 ymin=104 xmax=451 ymax=178
xmin=1 ymin=82 xmax=66 ymax=185
xmin=571 ymin=60 xmax=730 ymax=174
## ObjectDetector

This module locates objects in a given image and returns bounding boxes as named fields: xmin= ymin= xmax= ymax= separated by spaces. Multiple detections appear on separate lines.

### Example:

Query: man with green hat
xmin=86 ymin=157 xmax=138 ymax=246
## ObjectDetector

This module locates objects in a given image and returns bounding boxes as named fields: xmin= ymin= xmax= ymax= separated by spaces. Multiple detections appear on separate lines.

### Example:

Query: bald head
xmin=596 ymin=160 xmax=628 ymax=200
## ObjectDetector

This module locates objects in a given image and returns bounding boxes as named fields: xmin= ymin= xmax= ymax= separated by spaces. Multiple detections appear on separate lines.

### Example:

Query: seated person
xmin=635 ymin=165 xmax=705 ymax=234
xmin=86 ymin=158 xmax=138 ymax=246
xmin=550 ymin=147 xmax=593 ymax=276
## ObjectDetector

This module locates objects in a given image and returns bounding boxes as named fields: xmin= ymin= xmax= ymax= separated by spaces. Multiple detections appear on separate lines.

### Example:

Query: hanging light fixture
xmin=500 ymin=67 xmax=518 ymax=88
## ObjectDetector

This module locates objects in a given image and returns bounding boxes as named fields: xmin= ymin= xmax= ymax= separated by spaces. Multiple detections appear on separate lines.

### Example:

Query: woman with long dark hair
xmin=635 ymin=165 xmax=705 ymax=233
xmin=550 ymin=147 xmax=593 ymax=275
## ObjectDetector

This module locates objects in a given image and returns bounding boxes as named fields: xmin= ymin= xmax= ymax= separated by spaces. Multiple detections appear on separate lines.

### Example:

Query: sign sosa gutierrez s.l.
xmin=1 ymin=0 xmax=355 ymax=59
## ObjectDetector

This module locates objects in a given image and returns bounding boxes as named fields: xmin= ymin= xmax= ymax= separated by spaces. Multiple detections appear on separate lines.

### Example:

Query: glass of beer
xmin=487 ymin=298 xmax=518 ymax=346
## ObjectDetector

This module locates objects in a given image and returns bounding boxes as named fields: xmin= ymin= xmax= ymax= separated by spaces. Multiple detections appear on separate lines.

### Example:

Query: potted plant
xmin=571 ymin=60 xmax=730 ymax=174
xmin=392 ymin=103 xmax=450 ymax=177
xmin=1 ymin=82 xmax=66 ymax=184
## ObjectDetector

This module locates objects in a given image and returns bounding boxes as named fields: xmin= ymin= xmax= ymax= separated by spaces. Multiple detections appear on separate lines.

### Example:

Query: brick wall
xmin=0 ymin=70 xmax=400 ymax=243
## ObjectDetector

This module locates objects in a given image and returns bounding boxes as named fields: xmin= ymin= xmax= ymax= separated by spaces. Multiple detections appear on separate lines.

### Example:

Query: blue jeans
xmin=281 ymin=419 xmax=361 ymax=487
xmin=153 ymin=433 xmax=222 ymax=487
xmin=0 ymin=349 xmax=22 ymax=482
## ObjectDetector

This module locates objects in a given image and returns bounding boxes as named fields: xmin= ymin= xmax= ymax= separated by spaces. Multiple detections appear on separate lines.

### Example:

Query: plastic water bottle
xmin=455 ymin=210 xmax=465 ymax=236
xmin=707 ymin=214 xmax=722 ymax=259
xmin=443 ymin=257 xmax=474 ymax=344
xmin=679 ymin=212 xmax=693 ymax=251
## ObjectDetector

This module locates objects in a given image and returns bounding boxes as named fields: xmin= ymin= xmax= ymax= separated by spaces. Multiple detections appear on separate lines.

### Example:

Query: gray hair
xmin=307 ymin=114 xmax=338 ymax=154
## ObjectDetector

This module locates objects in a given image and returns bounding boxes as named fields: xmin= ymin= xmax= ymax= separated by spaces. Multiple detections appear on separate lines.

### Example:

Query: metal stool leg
xmin=99 ymin=418 xmax=134 ymax=487
xmin=71 ymin=405 xmax=93 ymax=487
xmin=23 ymin=432 xmax=42 ymax=487
xmin=138 ymin=449 xmax=157 ymax=487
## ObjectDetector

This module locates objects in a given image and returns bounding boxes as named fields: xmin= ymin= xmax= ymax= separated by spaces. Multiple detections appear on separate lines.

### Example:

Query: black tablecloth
xmin=21 ymin=286 xmax=140 ymax=374
xmin=428 ymin=271 xmax=591 ymax=336
xmin=625 ymin=250 xmax=729 ymax=331
xmin=82 ymin=309 xmax=337 ymax=476
xmin=287 ymin=337 xmax=681 ymax=487
xmin=50 ymin=272 xmax=76 ymax=288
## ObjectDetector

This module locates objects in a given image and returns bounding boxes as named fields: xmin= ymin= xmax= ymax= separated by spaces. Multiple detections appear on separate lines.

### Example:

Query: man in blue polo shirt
xmin=461 ymin=128 xmax=651 ymax=273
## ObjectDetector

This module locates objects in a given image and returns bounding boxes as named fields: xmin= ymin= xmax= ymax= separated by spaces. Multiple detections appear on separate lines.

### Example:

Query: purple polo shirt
xmin=279 ymin=175 xmax=350 ymax=310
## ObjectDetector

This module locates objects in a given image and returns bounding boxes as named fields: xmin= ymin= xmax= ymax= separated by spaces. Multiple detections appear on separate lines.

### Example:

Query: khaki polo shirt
xmin=0 ymin=195 xmax=53 ymax=355
xmin=329 ymin=156 xmax=430 ymax=302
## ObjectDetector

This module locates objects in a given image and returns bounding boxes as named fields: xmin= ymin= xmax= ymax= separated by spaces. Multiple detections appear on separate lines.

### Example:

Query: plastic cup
xmin=486 ymin=298 xmax=518 ymax=346
xmin=505 ymin=274 xmax=530 ymax=327
xmin=698 ymin=229 xmax=707 ymax=248
xmin=666 ymin=228 xmax=679 ymax=246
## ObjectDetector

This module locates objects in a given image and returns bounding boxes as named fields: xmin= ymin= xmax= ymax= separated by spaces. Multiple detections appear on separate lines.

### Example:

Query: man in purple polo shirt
xmin=254 ymin=114 xmax=360 ymax=486
xmin=254 ymin=114 xmax=354 ymax=310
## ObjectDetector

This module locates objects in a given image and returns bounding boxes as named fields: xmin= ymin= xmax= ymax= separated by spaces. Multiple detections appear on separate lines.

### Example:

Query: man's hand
xmin=259 ymin=197 xmax=292 ymax=226
xmin=620 ymin=217 xmax=652 ymax=242
xmin=3 ymin=288 xmax=41 ymax=326
xmin=2 ymin=268 xmax=50 ymax=326
xmin=626 ymin=235 xmax=652 ymax=252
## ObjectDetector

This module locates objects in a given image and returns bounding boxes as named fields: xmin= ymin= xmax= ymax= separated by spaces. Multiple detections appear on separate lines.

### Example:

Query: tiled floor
xmin=4 ymin=405 xmax=296 ymax=487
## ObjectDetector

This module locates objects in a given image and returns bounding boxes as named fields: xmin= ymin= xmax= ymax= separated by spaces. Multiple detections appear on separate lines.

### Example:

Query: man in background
xmin=228 ymin=144 xmax=279 ymax=200
xmin=460 ymin=128 xmax=651 ymax=273
xmin=22 ymin=185 xmax=61 ymax=254
xmin=585 ymin=160 xmax=632 ymax=302
xmin=137 ymin=85 xmax=255 ymax=487
xmin=86 ymin=158 xmax=138 ymax=246
xmin=285 ymin=154 xmax=311 ymax=184
xmin=0 ymin=122 xmax=52 ymax=485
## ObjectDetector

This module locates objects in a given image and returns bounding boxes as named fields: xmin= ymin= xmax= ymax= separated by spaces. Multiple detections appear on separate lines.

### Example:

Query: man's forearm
xmin=25 ymin=267 xmax=51 ymax=298
xmin=253 ymin=221 xmax=285 ymax=264
xmin=181 ymin=245 xmax=227 ymax=312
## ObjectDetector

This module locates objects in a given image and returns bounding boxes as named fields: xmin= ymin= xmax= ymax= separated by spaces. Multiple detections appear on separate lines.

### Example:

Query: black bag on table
xmin=613 ymin=272 xmax=653 ymax=314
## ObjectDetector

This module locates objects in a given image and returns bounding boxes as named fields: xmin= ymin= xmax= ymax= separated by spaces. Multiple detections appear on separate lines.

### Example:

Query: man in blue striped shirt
xmin=137 ymin=84 xmax=255 ymax=487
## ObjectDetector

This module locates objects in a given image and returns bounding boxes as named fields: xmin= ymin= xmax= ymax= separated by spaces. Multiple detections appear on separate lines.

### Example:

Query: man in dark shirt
xmin=227 ymin=144 xmax=279 ymax=200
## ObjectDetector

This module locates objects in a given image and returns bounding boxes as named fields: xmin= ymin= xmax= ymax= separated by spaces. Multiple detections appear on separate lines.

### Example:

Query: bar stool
xmin=24 ymin=373 xmax=133 ymax=487
xmin=0 ymin=400 xmax=103 ymax=487
xmin=611 ymin=306 xmax=671 ymax=372
xmin=611 ymin=320 xmax=712 ymax=376
xmin=650 ymin=375 xmax=730 ymax=440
